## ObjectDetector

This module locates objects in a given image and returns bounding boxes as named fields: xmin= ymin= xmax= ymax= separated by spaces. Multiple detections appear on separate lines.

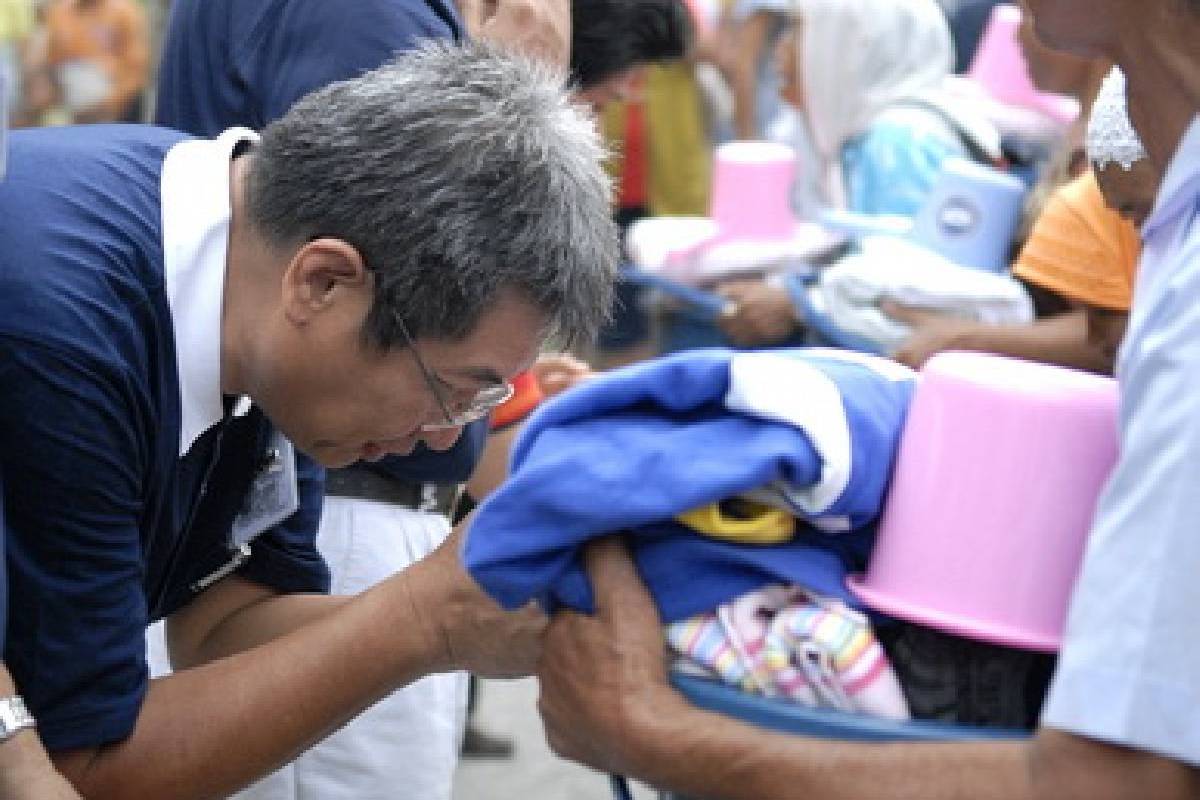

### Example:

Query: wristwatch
xmin=0 ymin=695 xmax=36 ymax=742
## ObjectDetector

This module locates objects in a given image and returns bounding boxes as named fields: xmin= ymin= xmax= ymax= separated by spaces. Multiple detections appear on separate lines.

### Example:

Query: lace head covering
xmin=1087 ymin=66 xmax=1148 ymax=171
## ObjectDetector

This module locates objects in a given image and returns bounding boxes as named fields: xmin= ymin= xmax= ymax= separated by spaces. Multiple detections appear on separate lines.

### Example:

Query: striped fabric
xmin=666 ymin=614 xmax=757 ymax=691
xmin=668 ymin=585 xmax=910 ymax=720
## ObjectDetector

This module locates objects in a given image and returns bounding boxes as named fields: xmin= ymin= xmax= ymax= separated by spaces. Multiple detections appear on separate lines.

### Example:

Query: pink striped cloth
xmin=666 ymin=585 xmax=909 ymax=720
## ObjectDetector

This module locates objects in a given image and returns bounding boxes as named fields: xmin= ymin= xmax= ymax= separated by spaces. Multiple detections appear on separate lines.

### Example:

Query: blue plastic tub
xmin=613 ymin=672 xmax=1027 ymax=799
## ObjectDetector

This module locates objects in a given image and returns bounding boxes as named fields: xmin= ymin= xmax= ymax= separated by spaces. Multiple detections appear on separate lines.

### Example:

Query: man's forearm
xmin=625 ymin=700 xmax=1197 ymax=800
xmin=954 ymin=311 xmax=1113 ymax=375
xmin=52 ymin=565 xmax=449 ymax=800
xmin=466 ymin=423 xmax=520 ymax=503
xmin=0 ymin=666 xmax=82 ymax=800
xmin=626 ymin=698 xmax=1033 ymax=800
xmin=540 ymin=540 xmax=1200 ymax=800
xmin=0 ymin=736 xmax=84 ymax=800
xmin=164 ymin=576 xmax=348 ymax=670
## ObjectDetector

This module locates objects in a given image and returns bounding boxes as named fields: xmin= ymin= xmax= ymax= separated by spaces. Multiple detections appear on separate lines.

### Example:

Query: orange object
xmin=616 ymin=82 xmax=648 ymax=210
xmin=1013 ymin=170 xmax=1140 ymax=312
xmin=489 ymin=370 xmax=544 ymax=431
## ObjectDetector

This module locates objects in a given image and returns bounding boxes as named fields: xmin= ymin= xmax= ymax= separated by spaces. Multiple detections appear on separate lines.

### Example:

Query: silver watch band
xmin=0 ymin=695 xmax=36 ymax=742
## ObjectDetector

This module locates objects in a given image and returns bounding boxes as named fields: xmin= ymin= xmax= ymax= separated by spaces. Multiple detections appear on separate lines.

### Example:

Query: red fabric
xmin=618 ymin=92 xmax=648 ymax=210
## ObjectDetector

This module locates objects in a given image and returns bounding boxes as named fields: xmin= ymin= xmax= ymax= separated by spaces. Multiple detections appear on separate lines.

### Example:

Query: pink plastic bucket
xmin=848 ymin=351 xmax=1118 ymax=652
xmin=968 ymin=4 xmax=1078 ymax=126
xmin=709 ymin=141 xmax=797 ymax=243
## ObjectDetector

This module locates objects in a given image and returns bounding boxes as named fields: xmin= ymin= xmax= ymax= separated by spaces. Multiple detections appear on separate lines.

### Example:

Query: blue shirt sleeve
xmin=1 ymin=468 xmax=6 ymax=658
xmin=237 ymin=0 xmax=462 ymax=125
xmin=0 ymin=340 xmax=151 ymax=751
xmin=1040 ymin=205 xmax=1200 ymax=767
xmin=842 ymin=111 xmax=966 ymax=218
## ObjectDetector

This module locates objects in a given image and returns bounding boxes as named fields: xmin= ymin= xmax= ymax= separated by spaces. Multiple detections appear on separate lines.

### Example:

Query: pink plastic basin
xmin=968 ymin=4 xmax=1078 ymax=126
xmin=849 ymin=351 xmax=1118 ymax=652
xmin=709 ymin=141 xmax=797 ymax=243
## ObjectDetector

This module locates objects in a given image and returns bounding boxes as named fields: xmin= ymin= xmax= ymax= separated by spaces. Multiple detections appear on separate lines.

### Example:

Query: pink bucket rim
xmin=846 ymin=574 xmax=1061 ymax=653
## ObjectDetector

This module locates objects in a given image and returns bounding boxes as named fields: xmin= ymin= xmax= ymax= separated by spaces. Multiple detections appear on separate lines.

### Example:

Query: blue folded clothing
xmin=463 ymin=348 xmax=917 ymax=621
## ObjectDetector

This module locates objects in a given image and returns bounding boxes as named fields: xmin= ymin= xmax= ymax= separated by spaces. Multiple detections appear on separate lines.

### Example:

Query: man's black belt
xmin=324 ymin=465 xmax=463 ymax=518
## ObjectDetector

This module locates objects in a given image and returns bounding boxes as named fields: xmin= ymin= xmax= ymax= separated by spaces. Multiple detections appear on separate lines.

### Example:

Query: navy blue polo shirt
xmin=1 ymin=470 xmax=6 ymax=658
xmin=155 ymin=0 xmax=486 ymax=486
xmin=0 ymin=126 xmax=328 ymax=751
xmin=155 ymin=0 xmax=463 ymax=140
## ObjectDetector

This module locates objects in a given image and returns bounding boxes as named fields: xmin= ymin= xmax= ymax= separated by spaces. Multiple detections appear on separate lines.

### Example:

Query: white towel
xmin=812 ymin=235 xmax=1034 ymax=351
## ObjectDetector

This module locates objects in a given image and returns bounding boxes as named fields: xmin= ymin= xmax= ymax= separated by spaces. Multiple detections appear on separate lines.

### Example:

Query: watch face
xmin=0 ymin=696 xmax=35 ymax=740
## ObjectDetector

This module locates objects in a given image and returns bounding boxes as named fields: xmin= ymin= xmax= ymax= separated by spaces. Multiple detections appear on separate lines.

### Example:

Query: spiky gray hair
xmin=245 ymin=40 xmax=618 ymax=347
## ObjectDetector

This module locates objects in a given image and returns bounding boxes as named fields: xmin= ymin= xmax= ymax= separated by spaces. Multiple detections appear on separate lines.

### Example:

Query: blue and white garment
xmin=1041 ymin=116 xmax=1200 ymax=767
xmin=464 ymin=348 xmax=917 ymax=622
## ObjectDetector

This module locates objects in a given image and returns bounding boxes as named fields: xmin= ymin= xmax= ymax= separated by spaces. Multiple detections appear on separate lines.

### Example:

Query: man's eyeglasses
xmin=395 ymin=318 xmax=514 ymax=431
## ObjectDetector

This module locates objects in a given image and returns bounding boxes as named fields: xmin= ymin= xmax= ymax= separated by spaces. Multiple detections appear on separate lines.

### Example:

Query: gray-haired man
xmin=0 ymin=41 xmax=617 ymax=800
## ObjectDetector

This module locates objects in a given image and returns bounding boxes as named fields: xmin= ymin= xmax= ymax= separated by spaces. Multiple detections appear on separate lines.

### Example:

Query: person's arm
xmin=467 ymin=424 xmax=521 ymax=503
xmin=1031 ymin=730 xmax=1200 ymax=800
xmin=101 ymin=1 xmax=149 ymax=120
xmin=536 ymin=539 xmax=1199 ymax=800
xmin=459 ymin=0 xmax=571 ymax=69
xmin=466 ymin=352 xmax=594 ymax=502
xmin=0 ymin=666 xmax=83 ymax=800
xmin=728 ymin=11 xmax=771 ymax=140
xmin=52 ymin=522 xmax=543 ymax=800
xmin=886 ymin=305 xmax=1115 ymax=375
xmin=39 ymin=4 xmax=64 ymax=70
xmin=0 ymin=339 xmax=539 ymax=799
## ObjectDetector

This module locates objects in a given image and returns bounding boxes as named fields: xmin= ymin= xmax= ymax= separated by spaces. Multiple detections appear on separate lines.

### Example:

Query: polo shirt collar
xmin=161 ymin=126 xmax=260 ymax=457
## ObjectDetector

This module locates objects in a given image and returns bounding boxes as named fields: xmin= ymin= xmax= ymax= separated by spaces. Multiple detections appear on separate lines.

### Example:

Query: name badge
xmin=229 ymin=429 xmax=299 ymax=548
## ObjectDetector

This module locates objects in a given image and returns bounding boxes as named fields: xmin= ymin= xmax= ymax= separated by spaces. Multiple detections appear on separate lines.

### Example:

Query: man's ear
xmin=280 ymin=238 xmax=369 ymax=325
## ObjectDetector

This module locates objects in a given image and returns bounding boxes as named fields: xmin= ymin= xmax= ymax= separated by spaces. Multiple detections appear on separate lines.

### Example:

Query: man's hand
xmin=530 ymin=352 xmax=594 ymax=398
xmin=536 ymin=537 xmax=687 ymax=777
xmin=884 ymin=301 xmax=979 ymax=369
xmin=1083 ymin=307 xmax=1127 ymax=367
xmin=408 ymin=521 xmax=547 ymax=678
xmin=459 ymin=0 xmax=571 ymax=69
xmin=716 ymin=279 xmax=801 ymax=348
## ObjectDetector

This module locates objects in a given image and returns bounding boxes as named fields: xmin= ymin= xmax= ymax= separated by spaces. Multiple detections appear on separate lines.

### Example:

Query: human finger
xmin=879 ymin=300 xmax=947 ymax=327
xmin=582 ymin=537 xmax=659 ymax=623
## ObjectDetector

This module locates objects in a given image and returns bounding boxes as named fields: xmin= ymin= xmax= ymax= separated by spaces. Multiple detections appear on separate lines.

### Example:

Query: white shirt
xmin=1041 ymin=116 xmax=1200 ymax=766
xmin=160 ymin=126 xmax=260 ymax=456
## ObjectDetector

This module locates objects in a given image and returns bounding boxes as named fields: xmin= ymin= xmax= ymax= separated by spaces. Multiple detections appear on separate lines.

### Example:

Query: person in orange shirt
xmin=40 ymin=0 xmax=148 ymax=123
